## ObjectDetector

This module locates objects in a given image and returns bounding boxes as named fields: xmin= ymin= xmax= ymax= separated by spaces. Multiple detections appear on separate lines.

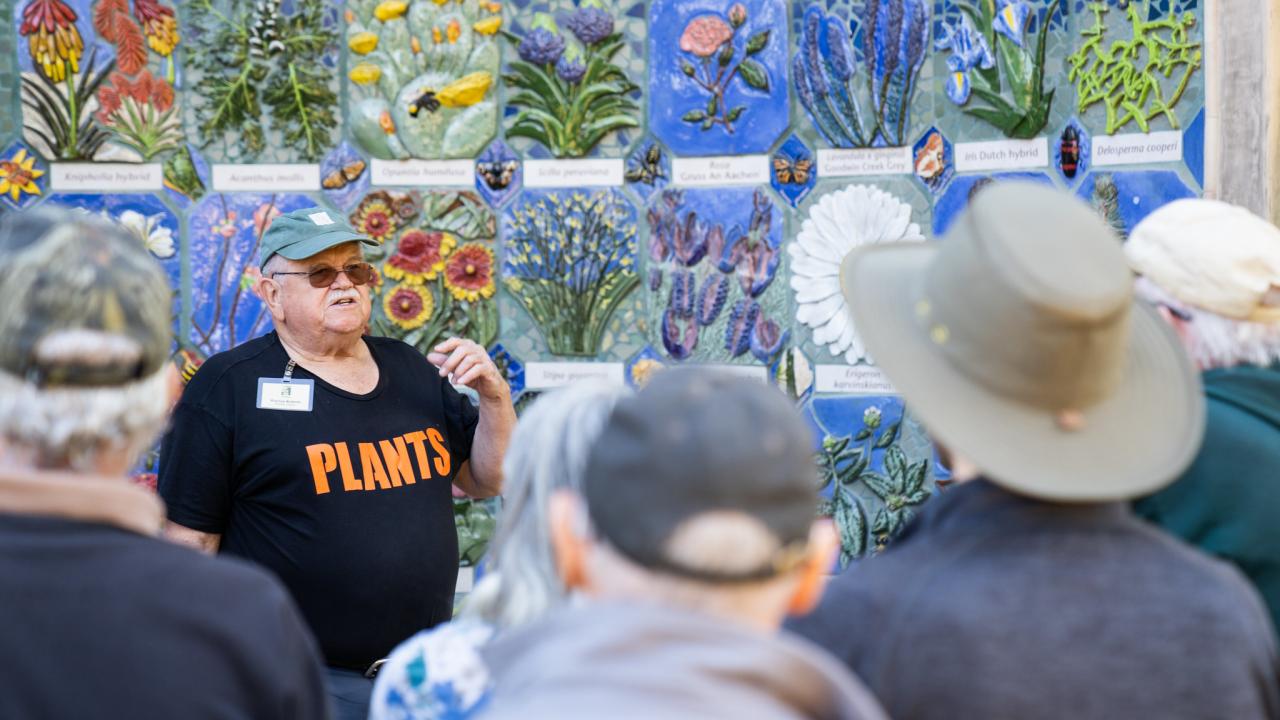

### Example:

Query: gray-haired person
xmin=0 ymin=207 xmax=328 ymax=718
xmin=478 ymin=370 xmax=889 ymax=720
xmin=369 ymin=381 xmax=630 ymax=719
xmin=787 ymin=183 xmax=1280 ymax=719
xmin=1126 ymin=199 xmax=1280 ymax=638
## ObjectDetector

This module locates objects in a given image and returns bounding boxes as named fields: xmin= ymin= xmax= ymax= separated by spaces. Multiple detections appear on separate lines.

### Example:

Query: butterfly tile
xmin=771 ymin=134 xmax=815 ymax=208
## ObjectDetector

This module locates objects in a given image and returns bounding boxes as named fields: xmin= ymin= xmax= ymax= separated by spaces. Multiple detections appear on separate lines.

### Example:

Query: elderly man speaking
xmin=159 ymin=207 xmax=515 ymax=718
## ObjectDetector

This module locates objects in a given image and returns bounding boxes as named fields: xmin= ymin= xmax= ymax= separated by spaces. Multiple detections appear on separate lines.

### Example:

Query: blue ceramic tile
xmin=912 ymin=127 xmax=954 ymax=195
xmin=795 ymin=1 xmax=931 ymax=149
xmin=1075 ymin=170 xmax=1196 ymax=239
xmin=771 ymin=135 xmax=816 ymax=207
xmin=319 ymin=142 xmax=370 ymax=213
xmin=931 ymin=171 xmax=1054 ymax=237
xmin=475 ymin=140 xmax=522 ymax=208
xmin=489 ymin=343 xmax=526 ymax=395
xmin=804 ymin=395 xmax=939 ymax=565
xmin=1052 ymin=117 xmax=1090 ymax=187
xmin=648 ymin=0 xmax=789 ymax=156
xmin=48 ymin=192 xmax=182 ymax=349
xmin=189 ymin=193 xmax=315 ymax=355
xmin=162 ymin=143 xmax=210 ymax=208
xmin=1183 ymin=107 xmax=1205 ymax=190
xmin=624 ymin=138 xmax=670 ymax=203
xmin=0 ymin=141 xmax=47 ymax=209
xmin=625 ymin=345 xmax=666 ymax=388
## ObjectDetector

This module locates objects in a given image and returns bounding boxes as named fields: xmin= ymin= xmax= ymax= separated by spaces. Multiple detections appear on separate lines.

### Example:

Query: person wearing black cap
xmin=477 ymin=369 xmax=888 ymax=720
xmin=0 ymin=206 xmax=328 ymax=717
xmin=157 ymin=207 xmax=515 ymax=718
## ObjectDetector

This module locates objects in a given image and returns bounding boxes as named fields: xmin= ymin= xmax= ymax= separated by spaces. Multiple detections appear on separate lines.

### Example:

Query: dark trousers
xmin=325 ymin=666 xmax=374 ymax=720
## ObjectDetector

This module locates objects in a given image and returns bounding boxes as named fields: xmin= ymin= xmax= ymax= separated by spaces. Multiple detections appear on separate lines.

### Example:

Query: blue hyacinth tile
xmin=648 ymin=0 xmax=790 ymax=156
xmin=319 ymin=142 xmax=370 ymax=213
xmin=489 ymin=343 xmax=526 ymax=396
xmin=931 ymin=171 xmax=1055 ymax=237
xmin=1052 ymin=118 xmax=1090 ymax=188
xmin=1183 ymin=107 xmax=1205 ymax=190
xmin=475 ymin=139 xmax=522 ymax=208
xmin=1075 ymin=170 xmax=1196 ymax=241
xmin=771 ymin=135 xmax=816 ymax=207
xmin=623 ymin=137 xmax=670 ymax=203
xmin=625 ymin=345 xmax=666 ymax=388
xmin=911 ymin=127 xmax=954 ymax=195
xmin=0 ymin=140 xmax=47 ymax=210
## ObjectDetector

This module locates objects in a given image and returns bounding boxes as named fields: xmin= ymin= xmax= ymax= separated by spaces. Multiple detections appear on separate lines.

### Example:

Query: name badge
xmin=256 ymin=378 xmax=315 ymax=412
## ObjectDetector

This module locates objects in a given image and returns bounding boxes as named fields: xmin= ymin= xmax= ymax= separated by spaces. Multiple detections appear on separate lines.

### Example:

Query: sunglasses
xmin=271 ymin=262 xmax=375 ymax=288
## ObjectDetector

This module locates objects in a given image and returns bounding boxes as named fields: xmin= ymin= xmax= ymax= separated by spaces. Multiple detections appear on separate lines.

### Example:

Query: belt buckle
xmin=364 ymin=658 xmax=388 ymax=679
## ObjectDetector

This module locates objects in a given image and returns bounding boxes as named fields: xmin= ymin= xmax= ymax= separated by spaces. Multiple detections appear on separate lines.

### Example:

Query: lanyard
xmin=283 ymin=359 xmax=297 ymax=384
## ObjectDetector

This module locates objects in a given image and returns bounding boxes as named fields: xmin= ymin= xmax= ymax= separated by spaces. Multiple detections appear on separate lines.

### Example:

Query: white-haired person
xmin=0 ymin=207 xmax=328 ymax=717
xmin=368 ymin=382 xmax=630 ymax=719
xmin=1127 ymin=198 xmax=1280 ymax=636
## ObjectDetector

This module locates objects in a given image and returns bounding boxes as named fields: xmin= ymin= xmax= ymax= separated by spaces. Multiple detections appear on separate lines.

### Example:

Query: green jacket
xmin=1135 ymin=364 xmax=1280 ymax=637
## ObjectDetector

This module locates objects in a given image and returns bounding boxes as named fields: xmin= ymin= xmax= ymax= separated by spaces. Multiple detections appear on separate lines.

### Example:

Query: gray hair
xmin=1135 ymin=277 xmax=1280 ymax=369
xmin=0 ymin=365 xmax=169 ymax=471
xmin=463 ymin=381 xmax=629 ymax=629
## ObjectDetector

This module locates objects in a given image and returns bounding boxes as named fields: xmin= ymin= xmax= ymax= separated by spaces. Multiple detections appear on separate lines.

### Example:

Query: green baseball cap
xmin=258 ymin=207 xmax=378 ymax=269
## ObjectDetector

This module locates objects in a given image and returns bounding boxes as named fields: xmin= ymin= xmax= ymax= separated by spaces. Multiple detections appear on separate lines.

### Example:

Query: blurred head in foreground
xmin=554 ymin=369 xmax=837 ymax=631
xmin=0 ymin=206 xmax=172 ymax=475
xmin=1127 ymin=197 xmax=1280 ymax=370
xmin=841 ymin=181 xmax=1202 ymax=500
xmin=465 ymin=381 xmax=631 ymax=629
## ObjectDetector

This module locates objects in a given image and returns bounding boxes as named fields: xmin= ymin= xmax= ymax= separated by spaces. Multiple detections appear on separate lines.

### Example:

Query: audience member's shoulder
xmin=1139 ymin=522 xmax=1272 ymax=610
xmin=125 ymin=531 xmax=296 ymax=616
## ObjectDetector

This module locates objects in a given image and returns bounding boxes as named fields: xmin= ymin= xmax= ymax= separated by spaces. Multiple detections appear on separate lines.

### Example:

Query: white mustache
xmin=327 ymin=289 xmax=361 ymax=305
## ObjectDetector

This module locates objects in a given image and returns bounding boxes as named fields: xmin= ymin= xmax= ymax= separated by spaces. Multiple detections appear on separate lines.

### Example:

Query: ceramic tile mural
xmin=503 ymin=0 xmax=644 ymax=159
xmin=17 ymin=0 xmax=185 ymax=164
xmin=649 ymin=0 xmax=789 ymax=156
xmin=360 ymin=189 xmax=500 ymax=352
xmin=0 ymin=0 xmax=1208 ymax=566
xmin=188 ymin=192 xmax=313 ymax=356
xmin=647 ymin=187 xmax=789 ymax=365
xmin=183 ymin=0 xmax=340 ymax=162
xmin=346 ymin=0 xmax=501 ymax=160
xmin=805 ymin=395 xmax=940 ymax=566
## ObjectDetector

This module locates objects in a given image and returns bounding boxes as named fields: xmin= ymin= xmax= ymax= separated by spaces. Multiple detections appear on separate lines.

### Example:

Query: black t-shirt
xmin=159 ymin=332 xmax=479 ymax=669
xmin=0 ymin=513 xmax=327 ymax=718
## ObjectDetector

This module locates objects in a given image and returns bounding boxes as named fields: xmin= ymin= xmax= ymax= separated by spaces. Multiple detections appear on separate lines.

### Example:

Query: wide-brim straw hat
xmin=841 ymin=182 xmax=1204 ymax=502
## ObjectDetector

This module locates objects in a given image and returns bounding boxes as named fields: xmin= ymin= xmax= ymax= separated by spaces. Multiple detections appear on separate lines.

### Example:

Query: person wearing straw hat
xmin=786 ymin=183 xmax=1280 ymax=719
xmin=1126 ymin=198 xmax=1280 ymax=639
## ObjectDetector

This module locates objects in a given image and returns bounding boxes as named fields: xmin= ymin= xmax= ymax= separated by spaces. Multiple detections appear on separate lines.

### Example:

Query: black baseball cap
xmin=583 ymin=369 xmax=818 ymax=583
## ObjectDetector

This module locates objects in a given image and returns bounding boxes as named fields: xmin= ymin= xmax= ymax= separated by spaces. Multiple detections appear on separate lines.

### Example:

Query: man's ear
xmin=548 ymin=489 xmax=590 ymax=592
xmin=786 ymin=521 xmax=838 ymax=617
xmin=255 ymin=271 xmax=282 ymax=312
